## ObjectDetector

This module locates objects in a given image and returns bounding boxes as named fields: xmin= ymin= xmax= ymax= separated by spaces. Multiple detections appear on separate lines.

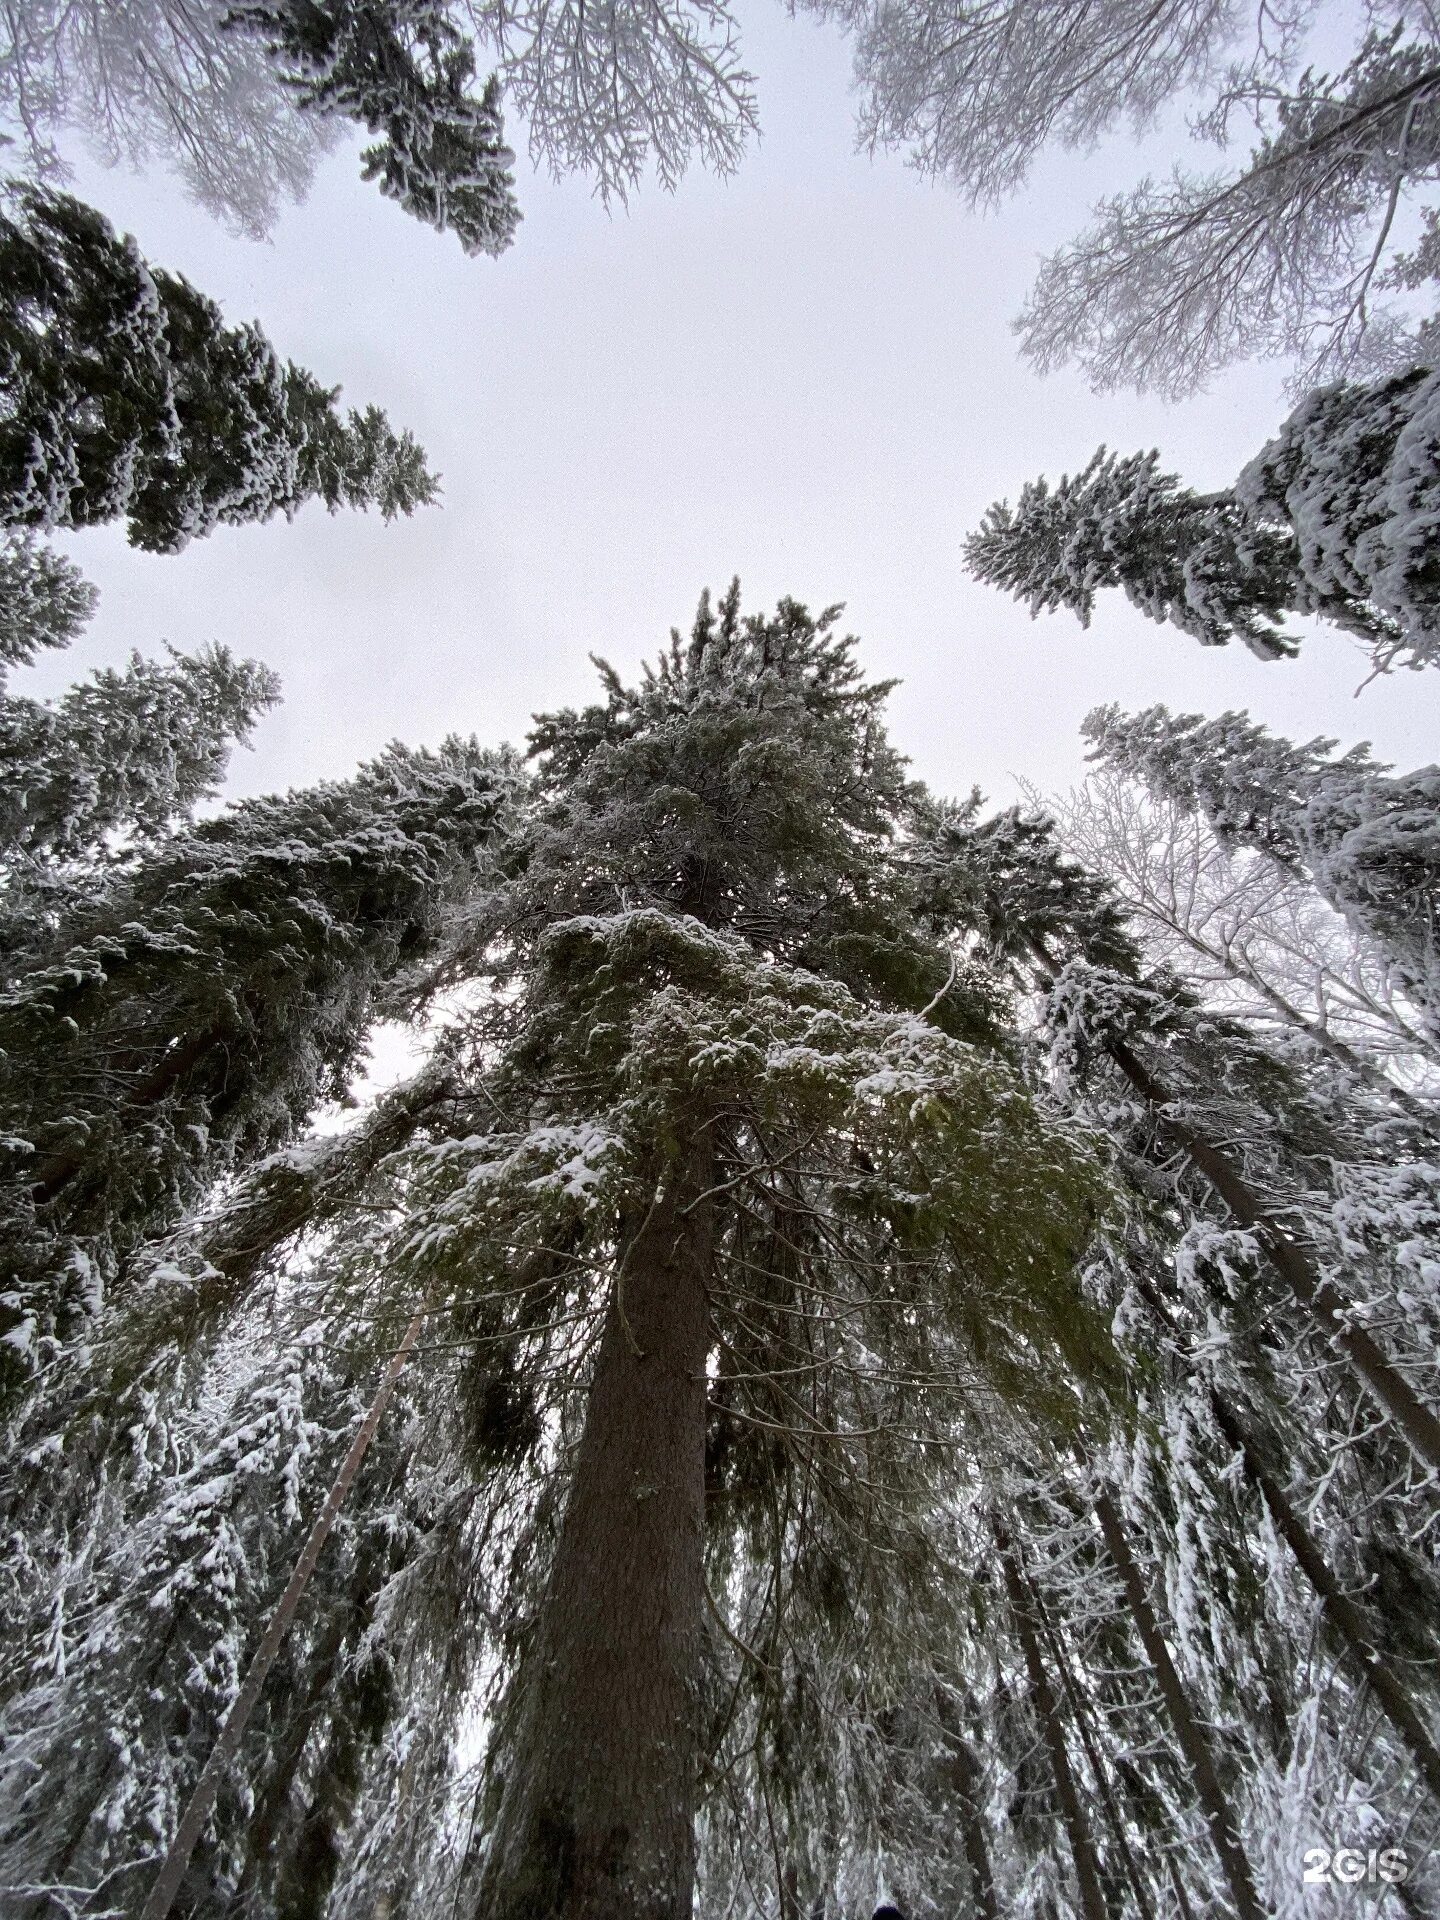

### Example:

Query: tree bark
xmin=1089 ymin=1485 xmax=1264 ymax=1920
xmin=1207 ymin=1387 xmax=1440 ymax=1805
xmin=1030 ymin=1600 xmax=1159 ymax=1920
xmin=997 ymin=1524 xmax=1112 ymax=1920
xmin=1107 ymin=1034 xmax=1440 ymax=1474
xmin=475 ymin=1143 xmax=715 ymax=1920
xmin=934 ymin=1691 xmax=998 ymax=1920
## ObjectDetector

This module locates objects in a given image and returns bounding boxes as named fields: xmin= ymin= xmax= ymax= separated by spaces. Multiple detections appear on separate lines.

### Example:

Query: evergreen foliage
xmin=227 ymin=2 xmax=522 ymax=256
xmin=967 ymin=362 xmax=1440 ymax=674
xmin=0 ymin=643 xmax=279 ymax=870
xmin=1234 ymin=364 xmax=1440 ymax=673
xmin=0 ymin=732 xmax=519 ymax=1400
xmin=965 ymin=447 xmax=1306 ymax=663
xmin=0 ymin=535 xmax=98 ymax=681
xmin=0 ymin=184 xmax=438 ymax=553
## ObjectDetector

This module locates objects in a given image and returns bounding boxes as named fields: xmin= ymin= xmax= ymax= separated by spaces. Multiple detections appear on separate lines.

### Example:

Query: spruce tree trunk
xmin=1032 ymin=1604 xmax=1159 ymax=1920
xmin=997 ymin=1526 xmax=1112 ymax=1920
xmin=1107 ymin=1035 xmax=1440 ymax=1474
xmin=475 ymin=1142 xmax=715 ymax=1920
xmin=1090 ymin=1487 xmax=1264 ymax=1920
xmin=934 ymin=1692 xmax=998 ymax=1920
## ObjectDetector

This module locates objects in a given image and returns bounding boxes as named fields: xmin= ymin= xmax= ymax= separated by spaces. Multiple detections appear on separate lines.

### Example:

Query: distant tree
xmin=0 ymin=534 xmax=97 ymax=679
xmin=1082 ymin=702 xmax=1440 ymax=1050
xmin=0 ymin=0 xmax=757 ymax=246
xmin=1033 ymin=764 xmax=1438 ymax=1105
xmin=0 ymin=185 xmax=437 ymax=551
xmin=966 ymin=364 xmax=1440 ymax=673
xmin=0 ymin=0 xmax=335 ymax=238
xmin=797 ymin=0 xmax=1440 ymax=393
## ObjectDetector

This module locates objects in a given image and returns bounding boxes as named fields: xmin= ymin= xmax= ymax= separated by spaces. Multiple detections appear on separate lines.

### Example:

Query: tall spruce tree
xmin=966 ymin=365 xmax=1440 ymax=674
xmin=0 ymin=733 xmax=519 ymax=1400
xmin=4 ymin=592 xmax=1439 ymax=1920
xmin=451 ymin=585 xmax=1110 ymax=1919
xmin=0 ymin=590 xmax=1117 ymax=1919
xmin=0 ymin=184 xmax=437 ymax=553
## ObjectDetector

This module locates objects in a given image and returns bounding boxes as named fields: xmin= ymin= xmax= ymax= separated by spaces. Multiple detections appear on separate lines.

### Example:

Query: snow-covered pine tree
xmin=423 ymin=585 xmax=1112 ymax=1920
xmin=0 ymin=535 xmax=97 ymax=681
xmin=227 ymin=1 xmax=521 ymax=256
xmin=0 ymin=0 xmax=757 ymax=249
xmin=7 ymin=589 xmax=1438 ymax=1920
xmin=922 ymin=798 xmax=1440 ymax=1910
xmin=0 ymin=638 xmax=281 ymax=991
xmin=0 ymin=184 xmax=438 ymax=552
xmin=0 ymin=586 xmax=1120 ymax=1920
xmin=0 ymin=1298 xmax=442 ymax=1920
xmin=0 ymin=643 xmax=279 ymax=876
xmin=968 ymin=363 xmax=1440 ymax=673
xmin=1083 ymin=703 xmax=1440 ymax=1052
xmin=964 ymin=446 xmax=1309 ymax=662
xmin=0 ymin=735 xmax=519 ymax=1402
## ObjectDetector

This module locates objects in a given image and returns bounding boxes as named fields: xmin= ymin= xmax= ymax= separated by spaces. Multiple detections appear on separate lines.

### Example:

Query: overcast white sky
xmin=24 ymin=0 xmax=1440 ymax=815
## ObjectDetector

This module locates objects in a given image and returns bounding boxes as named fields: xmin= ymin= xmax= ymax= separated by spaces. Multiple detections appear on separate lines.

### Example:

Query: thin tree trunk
xmin=934 ymin=1691 xmax=998 ymax=1920
xmin=138 ymin=1306 xmax=426 ymax=1920
xmin=997 ymin=1524 xmax=1112 ymax=1920
xmin=1106 ymin=1033 xmax=1440 ymax=1474
xmin=1024 ymin=929 xmax=1440 ymax=1472
xmin=1029 ymin=1583 xmax=1158 ymax=1920
xmin=231 ymin=1603 xmax=350 ymax=1908
xmin=475 ymin=1142 xmax=715 ymax=1920
xmin=1207 ymin=1388 xmax=1440 ymax=1805
xmin=1089 ymin=1485 xmax=1265 ymax=1920
xmin=1127 ymin=1263 xmax=1440 ymax=1808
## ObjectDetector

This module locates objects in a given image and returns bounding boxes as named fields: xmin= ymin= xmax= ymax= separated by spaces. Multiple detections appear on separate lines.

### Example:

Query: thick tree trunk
xmin=1089 ymin=1486 xmax=1264 ymax=1920
xmin=997 ymin=1525 xmax=1112 ymax=1920
xmin=475 ymin=1144 xmax=715 ymax=1920
xmin=1107 ymin=1034 xmax=1440 ymax=1474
